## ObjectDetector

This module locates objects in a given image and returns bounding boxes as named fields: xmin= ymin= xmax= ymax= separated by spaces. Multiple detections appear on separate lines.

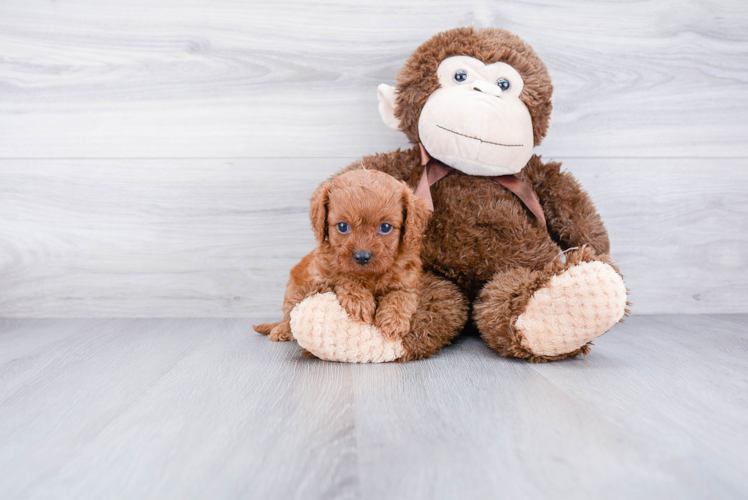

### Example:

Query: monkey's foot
xmin=290 ymin=292 xmax=405 ymax=363
xmin=475 ymin=248 xmax=629 ymax=362
xmin=515 ymin=261 xmax=628 ymax=357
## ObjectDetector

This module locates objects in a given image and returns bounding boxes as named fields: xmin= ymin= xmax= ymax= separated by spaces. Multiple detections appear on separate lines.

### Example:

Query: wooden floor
xmin=1 ymin=315 xmax=746 ymax=499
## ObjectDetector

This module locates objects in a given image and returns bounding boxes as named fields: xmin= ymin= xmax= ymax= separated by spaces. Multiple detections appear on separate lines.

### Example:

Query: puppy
xmin=254 ymin=169 xmax=430 ymax=342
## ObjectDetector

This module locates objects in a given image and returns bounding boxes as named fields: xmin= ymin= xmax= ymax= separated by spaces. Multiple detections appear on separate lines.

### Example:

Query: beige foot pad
xmin=290 ymin=292 xmax=405 ymax=363
xmin=515 ymin=261 xmax=627 ymax=357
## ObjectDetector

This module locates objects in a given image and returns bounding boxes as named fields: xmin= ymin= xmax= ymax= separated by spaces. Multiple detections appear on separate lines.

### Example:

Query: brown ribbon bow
xmin=414 ymin=144 xmax=546 ymax=226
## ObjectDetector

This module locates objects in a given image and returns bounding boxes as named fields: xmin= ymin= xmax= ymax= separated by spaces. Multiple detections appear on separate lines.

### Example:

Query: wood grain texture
xmin=1 ymin=158 xmax=746 ymax=317
xmin=352 ymin=314 xmax=748 ymax=500
xmin=0 ymin=318 xmax=358 ymax=499
xmin=0 ymin=315 xmax=746 ymax=499
xmin=0 ymin=0 xmax=747 ymax=158
xmin=0 ymin=158 xmax=337 ymax=317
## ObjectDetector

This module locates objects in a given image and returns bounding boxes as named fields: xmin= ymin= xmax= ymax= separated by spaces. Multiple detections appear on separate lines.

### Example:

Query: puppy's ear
xmin=401 ymin=183 xmax=431 ymax=253
xmin=310 ymin=180 xmax=332 ymax=244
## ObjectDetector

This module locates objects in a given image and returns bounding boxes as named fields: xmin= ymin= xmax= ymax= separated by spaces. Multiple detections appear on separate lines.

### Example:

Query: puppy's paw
xmin=338 ymin=293 xmax=376 ymax=324
xmin=253 ymin=322 xmax=276 ymax=335
xmin=375 ymin=309 xmax=411 ymax=340
xmin=269 ymin=322 xmax=293 ymax=342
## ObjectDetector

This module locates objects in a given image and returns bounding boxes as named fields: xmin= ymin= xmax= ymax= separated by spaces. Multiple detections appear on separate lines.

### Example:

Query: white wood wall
xmin=1 ymin=0 xmax=747 ymax=316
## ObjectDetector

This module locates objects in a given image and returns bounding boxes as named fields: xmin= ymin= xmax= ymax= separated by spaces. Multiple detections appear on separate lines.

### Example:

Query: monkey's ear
xmin=377 ymin=84 xmax=401 ymax=131
xmin=310 ymin=181 xmax=332 ymax=244
xmin=400 ymin=184 xmax=431 ymax=254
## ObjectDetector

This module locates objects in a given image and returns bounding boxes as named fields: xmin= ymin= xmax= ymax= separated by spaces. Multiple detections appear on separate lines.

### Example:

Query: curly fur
xmin=474 ymin=247 xmax=630 ymax=362
xmin=267 ymin=27 xmax=628 ymax=363
xmin=293 ymin=272 xmax=469 ymax=363
xmin=254 ymin=169 xmax=430 ymax=342
xmin=333 ymin=27 xmax=627 ymax=362
xmin=399 ymin=272 xmax=470 ymax=361
xmin=394 ymin=27 xmax=553 ymax=147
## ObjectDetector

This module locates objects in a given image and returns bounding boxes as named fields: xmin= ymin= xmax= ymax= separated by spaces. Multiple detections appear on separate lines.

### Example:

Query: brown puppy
xmin=254 ymin=169 xmax=430 ymax=342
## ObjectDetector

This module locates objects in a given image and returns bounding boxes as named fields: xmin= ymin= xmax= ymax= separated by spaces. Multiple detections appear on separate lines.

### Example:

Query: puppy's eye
xmin=496 ymin=78 xmax=511 ymax=92
xmin=378 ymin=223 xmax=393 ymax=235
xmin=453 ymin=69 xmax=468 ymax=83
xmin=336 ymin=222 xmax=350 ymax=234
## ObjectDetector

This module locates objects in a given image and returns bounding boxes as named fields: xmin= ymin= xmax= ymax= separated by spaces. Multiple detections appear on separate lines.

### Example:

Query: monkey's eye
xmin=336 ymin=222 xmax=350 ymax=234
xmin=453 ymin=70 xmax=468 ymax=83
xmin=496 ymin=78 xmax=511 ymax=92
xmin=378 ymin=223 xmax=393 ymax=235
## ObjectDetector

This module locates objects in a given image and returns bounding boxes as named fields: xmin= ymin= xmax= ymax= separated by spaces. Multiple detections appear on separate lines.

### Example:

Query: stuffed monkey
xmin=289 ymin=27 xmax=628 ymax=363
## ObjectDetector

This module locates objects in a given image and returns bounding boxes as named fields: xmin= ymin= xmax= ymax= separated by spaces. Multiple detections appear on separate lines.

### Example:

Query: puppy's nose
xmin=353 ymin=250 xmax=372 ymax=266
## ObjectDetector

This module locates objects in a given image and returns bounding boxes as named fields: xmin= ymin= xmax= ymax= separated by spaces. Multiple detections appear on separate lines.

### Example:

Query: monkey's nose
xmin=353 ymin=250 xmax=372 ymax=266
xmin=472 ymin=80 xmax=503 ymax=97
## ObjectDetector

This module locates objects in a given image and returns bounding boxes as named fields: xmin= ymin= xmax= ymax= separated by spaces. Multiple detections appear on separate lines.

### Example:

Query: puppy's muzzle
xmin=353 ymin=250 xmax=372 ymax=266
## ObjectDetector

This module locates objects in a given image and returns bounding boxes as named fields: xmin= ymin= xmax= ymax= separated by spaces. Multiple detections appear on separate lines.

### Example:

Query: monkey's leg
xmin=398 ymin=272 xmax=469 ymax=361
xmin=473 ymin=247 xmax=628 ymax=362
xmin=290 ymin=272 xmax=468 ymax=363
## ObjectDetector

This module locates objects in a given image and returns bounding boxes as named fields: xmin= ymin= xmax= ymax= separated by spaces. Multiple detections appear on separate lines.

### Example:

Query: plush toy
xmin=291 ymin=27 xmax=628 ymax=363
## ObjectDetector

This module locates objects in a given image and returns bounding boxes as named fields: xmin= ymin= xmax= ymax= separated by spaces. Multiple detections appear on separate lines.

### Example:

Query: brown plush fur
xmin=394 ymin=27 xmax=553 ymax=147
xmin=301 ymin=270 xmax=470 ymax=361
xmin=338 ymin=27 xmax=622 ymax=361
xmin=474 ymin=246 xmax=629 ymax=363
xmin=254 ymin=169 xmax=430 ymax=342
xmin=344 ymin=151 xmax=610 ymax=300
xmin=399 ymin=272 xmax=469 ymax=361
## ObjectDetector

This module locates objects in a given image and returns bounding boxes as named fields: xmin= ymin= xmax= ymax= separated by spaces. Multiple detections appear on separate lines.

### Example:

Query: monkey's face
xmin=417 ymin=56 xmax=534 ymax=176
xmin=377 ymin=28 xmax=553 ymax=174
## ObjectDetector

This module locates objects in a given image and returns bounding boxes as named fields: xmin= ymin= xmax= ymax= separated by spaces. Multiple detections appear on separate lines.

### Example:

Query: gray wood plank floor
xmin=1 ymin=315 xmax=746 ymax=499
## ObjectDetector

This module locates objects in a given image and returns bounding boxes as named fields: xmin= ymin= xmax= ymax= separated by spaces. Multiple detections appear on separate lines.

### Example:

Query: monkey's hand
xmin=290 ymin=292 xmax=406 ymax=363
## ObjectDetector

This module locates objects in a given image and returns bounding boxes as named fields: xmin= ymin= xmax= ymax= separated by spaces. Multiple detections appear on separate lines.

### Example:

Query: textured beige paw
xmin=289 ymin=292 xmax=405 ymax=363
xmin=515 ymin=261 xmax=627 ymax=357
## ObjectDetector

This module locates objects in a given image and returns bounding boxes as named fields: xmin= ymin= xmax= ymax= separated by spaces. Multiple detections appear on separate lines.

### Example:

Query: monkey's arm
xmin=523 ymin=157 xmax=610 ymax=255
